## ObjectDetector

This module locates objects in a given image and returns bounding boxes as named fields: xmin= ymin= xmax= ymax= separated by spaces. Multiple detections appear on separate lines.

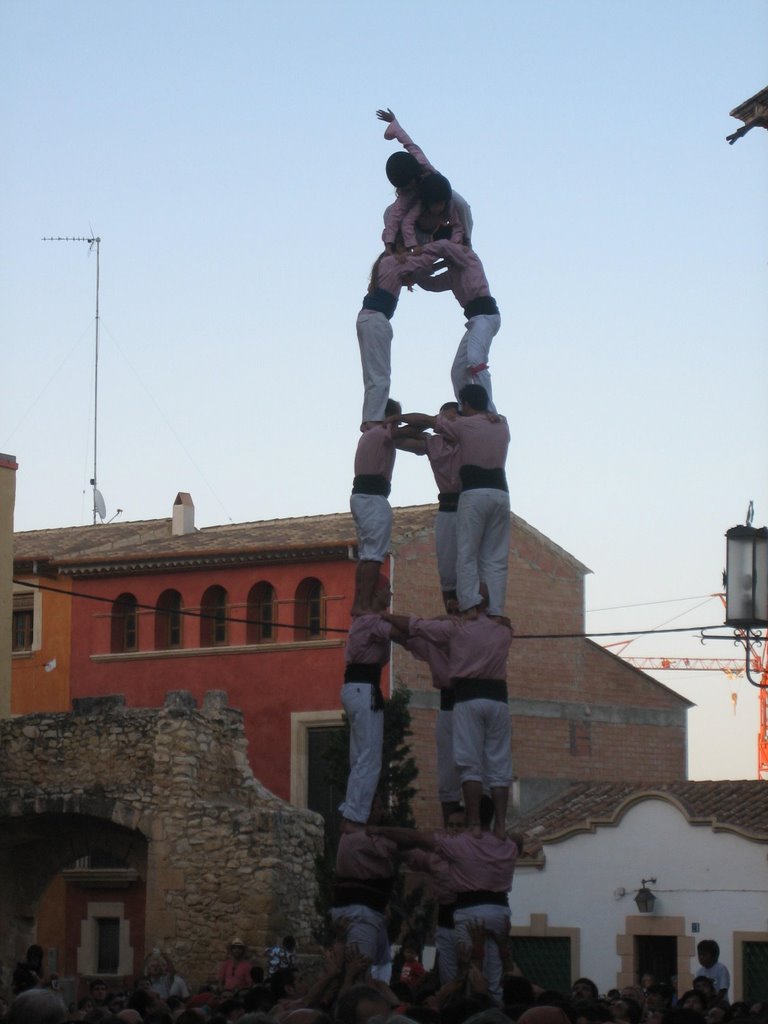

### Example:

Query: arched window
xmin=111 ymin=593 xmax=138 ymax=653
xmin=294 ymin=578 xmax=325 ymax=640
xmin=200 ymin=585 xmax=228 ymax=647
xmin=155 ymin=589 xmax=183 ymax=650
xmin=247 ymin=582 xmax=276 ymax=644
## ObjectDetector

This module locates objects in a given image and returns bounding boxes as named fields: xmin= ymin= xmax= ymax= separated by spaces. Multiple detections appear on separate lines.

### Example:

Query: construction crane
xmin=616 ymin=651 xmax=768 ymax=781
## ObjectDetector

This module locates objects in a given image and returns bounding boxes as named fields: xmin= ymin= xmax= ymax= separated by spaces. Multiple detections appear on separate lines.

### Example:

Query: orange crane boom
xmin=619 ymin=653 xmax=768 ymax=781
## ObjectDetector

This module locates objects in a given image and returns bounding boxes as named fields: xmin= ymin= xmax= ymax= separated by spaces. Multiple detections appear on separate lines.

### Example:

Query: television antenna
xmin=42 ymin=234 xmax=105 ymax=524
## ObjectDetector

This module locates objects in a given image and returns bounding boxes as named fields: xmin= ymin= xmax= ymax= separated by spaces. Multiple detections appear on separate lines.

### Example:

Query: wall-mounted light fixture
xmin=723 ymin=503 xmax=767 ymax=689
xmin=634 ymin=878 xmax=657 ymax=913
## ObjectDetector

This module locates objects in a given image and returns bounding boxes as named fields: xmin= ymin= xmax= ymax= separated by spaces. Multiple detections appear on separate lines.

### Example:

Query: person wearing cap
xmin=216 ymin=939 xmax=252 ymax=991
xmin=377 ymin=108 xmax=473 ymax=254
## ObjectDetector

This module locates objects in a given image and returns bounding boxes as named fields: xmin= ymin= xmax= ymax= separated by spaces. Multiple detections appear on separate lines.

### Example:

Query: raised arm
xmin=377 ymin=109 xmax=435 ymax=173
xmin=390 ymin=412 xmax=437 ymax=429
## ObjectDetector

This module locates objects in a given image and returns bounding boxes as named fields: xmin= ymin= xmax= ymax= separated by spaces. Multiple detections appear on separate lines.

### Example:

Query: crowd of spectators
xmin=3 ymin=936 xmax=766 ymax=1024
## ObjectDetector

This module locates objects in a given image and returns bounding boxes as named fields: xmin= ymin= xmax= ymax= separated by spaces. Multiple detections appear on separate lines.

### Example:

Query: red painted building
xmin=14 ymin=493 xmax=691 ymax=825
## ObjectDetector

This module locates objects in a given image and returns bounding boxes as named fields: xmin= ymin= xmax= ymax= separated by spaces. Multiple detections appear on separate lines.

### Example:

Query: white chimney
xmin=172 ymin=492 xmax=195 ymax=536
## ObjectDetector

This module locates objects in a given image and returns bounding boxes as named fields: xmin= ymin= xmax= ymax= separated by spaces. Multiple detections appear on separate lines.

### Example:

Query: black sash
xmin=362 ymin=288 xmax=398 ymax=320
xmin=437 ymin=903 xmax=457 ymax=928
xmin=455 ymin=889 xmax=508 ymax=909
xmin=460 ymin=466 xmax=508 ymax=492
xmin=344 ymin=666 xmax=385 ymax=711
xmin=453 ymin=678 xmax=507 ymax=703
xmin=352 ymin=474 xmax=391 ymax=497
xmin=464 ymin=295 xmax=499 ymax=319
xmin=437 ymin=491 xmax=460 ymax=512
xmin=333 ymin=875 xmax=394 ymax=914
xmin=440 ymin=689 xmax=456 ymax=711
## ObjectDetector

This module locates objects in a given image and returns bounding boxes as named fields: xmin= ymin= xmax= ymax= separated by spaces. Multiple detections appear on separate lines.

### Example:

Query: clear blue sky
xmin=2 ymin=0 xmax=767 ymax=778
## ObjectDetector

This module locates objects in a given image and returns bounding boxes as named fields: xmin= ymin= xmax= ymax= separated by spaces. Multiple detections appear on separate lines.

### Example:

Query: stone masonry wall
xmin=0 ymin=691 xmax=323 ymax=986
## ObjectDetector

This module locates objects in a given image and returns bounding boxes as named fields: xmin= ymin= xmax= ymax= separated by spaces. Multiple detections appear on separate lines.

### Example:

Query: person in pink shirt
xmin=368 ymin=797 xmax=524 ymax=1005
xmin=358 ymin=243 xmax=471 ymax=427
xmin=331 ymin=797 xmax=398 ymax=981
xmin=376 ymin=108 xmax=473 ymax=253
xmin=340 ymin=575 xmax=393 ymax=829
xmin=350 ymin=403 xmax=421 ymax=614
xmin=416 ymin=245 xmax=500 ymax=410
xmin=397 ymin=627 xmax=462 ymax=824
xmin=384 ymin=600 xmax=513 ymax=834
xmin=394 ymin=386 xmax=511 ymax=617
xmin=216 ymin=938 xmax=253 ymax=991
xmin=394 ymin=400 xmax=462 ymax=612
xmin=402 ymin=806 xmax=466 ymax=985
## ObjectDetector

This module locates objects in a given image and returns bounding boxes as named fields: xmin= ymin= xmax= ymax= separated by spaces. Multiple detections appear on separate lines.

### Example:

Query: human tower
xmin=332 ymin=110 xmax=520 ymax=1003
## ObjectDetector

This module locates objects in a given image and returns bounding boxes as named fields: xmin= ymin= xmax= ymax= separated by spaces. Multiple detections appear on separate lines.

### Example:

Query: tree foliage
xmin=315 ymin=684 xmax=433 ymax=947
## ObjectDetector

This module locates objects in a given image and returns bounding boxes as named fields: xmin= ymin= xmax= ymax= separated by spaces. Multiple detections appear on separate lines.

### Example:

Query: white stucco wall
xmin=510 ymin=797 xmax=768 ymax=994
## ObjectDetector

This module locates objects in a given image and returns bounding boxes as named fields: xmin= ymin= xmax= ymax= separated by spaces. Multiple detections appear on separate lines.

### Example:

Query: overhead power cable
xmin=13 ymin=578 xmax=730 ymax=641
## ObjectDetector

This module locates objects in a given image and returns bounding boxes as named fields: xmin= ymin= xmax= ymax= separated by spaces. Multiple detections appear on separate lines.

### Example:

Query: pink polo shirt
xmin=354 ymin=423 xmax=396 ymax=480
xmin=425 ymin=432 xmax=461 ymax=494
xmin=434 ymin=413 xmax=509 ymax=470
xmin=335 ymin=831 xmax=398 ymax=879
xmin=433 ymin=831 xmax=518 ymax=893
xmin=404 ymin=848 xmax=455 ymax=904
xmin=345 ymin=614 xmax=392 ymax=667
xmin=404 ymin=633 xmax=451 ymax=690
xmin=417 ymin=247 xmax=493 ymax=309
xmin=375 ymin=240 xmax=468 ymax=300
xmin=408 ymin=613 xmax=512 ymax=680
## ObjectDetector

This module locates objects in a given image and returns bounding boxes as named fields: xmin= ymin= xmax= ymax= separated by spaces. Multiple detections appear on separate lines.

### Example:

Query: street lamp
xmin=634 ymin=879 xmax=657 ymax=913
xmin=723 ymin=503 xmax=768 ymax=689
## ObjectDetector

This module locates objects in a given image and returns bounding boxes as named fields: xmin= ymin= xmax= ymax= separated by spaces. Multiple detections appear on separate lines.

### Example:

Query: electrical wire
xmin=13 ymin=577 xmax=733 ymax=641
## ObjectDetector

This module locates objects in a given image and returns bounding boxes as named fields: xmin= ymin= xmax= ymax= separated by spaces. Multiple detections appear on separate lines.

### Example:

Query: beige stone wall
xmin=0 ymin=690 xmax=323 ymax=986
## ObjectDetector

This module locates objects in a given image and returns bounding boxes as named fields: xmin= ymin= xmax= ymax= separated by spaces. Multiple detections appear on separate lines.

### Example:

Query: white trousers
xmin=436 ymin=708 xmax=462 ymax=804
xmin=330 ymin=904 xmax=391 ymax=979
xmin=357 ymin=310 xmax=393 ymax=423
xmin=435 ymin=924 xmax=458 ymax=985
xmin=350 ymin=493 xmax=392 ymax=563
xmin=454 ymin=904 xmax=510 ymax=1005
xmin=451 ymin=313 xmax=501 ymax=413
xmin=453 ymin=697 xmax=512 ymax=788
xmin=435 ymin=509 xmax=458 ymax=592
xmin=338 ymin=682 xmax=383 ymax=824
xmin=456 ymin=488 xmax=510 ymax=614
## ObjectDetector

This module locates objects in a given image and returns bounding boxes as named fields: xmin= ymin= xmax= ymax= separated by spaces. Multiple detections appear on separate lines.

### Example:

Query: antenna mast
xmin=42 ymin=234 xmax=103 ymax=524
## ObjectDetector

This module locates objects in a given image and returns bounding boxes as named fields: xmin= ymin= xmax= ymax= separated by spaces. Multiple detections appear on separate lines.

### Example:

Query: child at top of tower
xmin=377 ymin=108 xmax=473 ymax=253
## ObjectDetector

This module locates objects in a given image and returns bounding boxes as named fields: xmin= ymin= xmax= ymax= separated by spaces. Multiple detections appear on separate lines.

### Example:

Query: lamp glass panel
xmin=727 ymin=534 xmax=756 ymax=623
xmin=755 ymin=534 xmax=768 ymax=623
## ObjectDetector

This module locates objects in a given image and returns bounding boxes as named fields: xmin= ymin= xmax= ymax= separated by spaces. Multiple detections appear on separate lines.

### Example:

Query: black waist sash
xmin=455 ymin=889 xmax=508 ymax=909
xmin=464 ymin=295 xmax=499 ymax=319
xmin=333 ymin=875 xmax=394 ymax=914
xmin=437 ymin=903 xmax=457 ymax=928
xmin=440 ymin=689 xmax=456 ymax=711
xmin=344 ymin=664 xmax=384 ymax=711
xmin=460 ymin=465 xmax=508 ymax=492
xmin=362 ymin=288 xmax=398 ymax=320
xmin=453 ymin=678 xmax=507 ymax=704
xmin=437 ymin=490 xmax=460 ymax=512
xmin=352 ymin=473 xmax=391 ymax=497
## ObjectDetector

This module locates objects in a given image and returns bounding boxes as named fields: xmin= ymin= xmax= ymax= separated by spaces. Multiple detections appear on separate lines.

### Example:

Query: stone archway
xmin=0 ymin=691 xmax=323 ymax=988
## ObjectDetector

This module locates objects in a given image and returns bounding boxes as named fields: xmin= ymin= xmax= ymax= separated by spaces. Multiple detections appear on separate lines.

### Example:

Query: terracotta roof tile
xmin=14 ymin=504 xmax=590 ymax=576
xmin=513 ymin=780 xmax=768 ymax=842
